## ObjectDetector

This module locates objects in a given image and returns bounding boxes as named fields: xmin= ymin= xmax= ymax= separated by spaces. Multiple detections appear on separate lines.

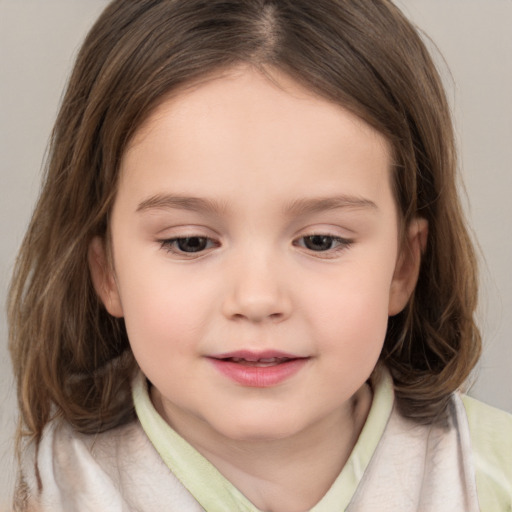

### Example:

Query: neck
xmin=153 ymin=383 xmax=372 ymax=512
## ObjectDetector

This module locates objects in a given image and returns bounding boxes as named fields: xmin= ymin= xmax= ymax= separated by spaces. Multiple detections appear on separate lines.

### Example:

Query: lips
xmin=208 ymin=350 xmax=309 ymax=387
xmin=224 ymin=356 xmax=293 ymax=367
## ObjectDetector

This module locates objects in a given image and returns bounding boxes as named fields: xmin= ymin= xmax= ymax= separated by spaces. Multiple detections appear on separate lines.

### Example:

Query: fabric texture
xmin=15 ymin=369 xmax=512 ymax=511
xmin=131 ymin=369 xmax=393 ymax=512
xmin=462 ymin=394 xmax=512 ymax=511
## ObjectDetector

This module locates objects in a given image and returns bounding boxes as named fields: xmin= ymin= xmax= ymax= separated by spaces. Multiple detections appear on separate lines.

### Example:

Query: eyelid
xmin=156 ymin=229 xmax=353 ymax=260
xmin=293 ymin=232 xmax=354 ymax=258
xmin=159 ymin=235 xmax=220 ymax=258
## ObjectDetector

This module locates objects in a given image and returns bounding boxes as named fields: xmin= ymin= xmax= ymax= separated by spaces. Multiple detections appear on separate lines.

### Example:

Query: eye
xmin=161 ymin=236 xmax=218 ymax=254
xmin=295 ymin=234 xmax=352 ymax=254
xmin=303 ymin=235 xmax=336 ymax=251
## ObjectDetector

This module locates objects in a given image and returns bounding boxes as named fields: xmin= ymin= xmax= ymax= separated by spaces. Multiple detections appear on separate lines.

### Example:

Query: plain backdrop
xmin=1 ymin=0 xmax=511 ymax=506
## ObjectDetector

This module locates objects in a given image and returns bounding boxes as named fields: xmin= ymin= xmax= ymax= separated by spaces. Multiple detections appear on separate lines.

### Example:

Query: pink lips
xmin=208 ymin=350 xmax=309 ymax=387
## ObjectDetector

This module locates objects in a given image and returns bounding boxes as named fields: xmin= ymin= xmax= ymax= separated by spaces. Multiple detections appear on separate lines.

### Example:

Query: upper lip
xmin=209 ymin=350 xmax=306 ymax=362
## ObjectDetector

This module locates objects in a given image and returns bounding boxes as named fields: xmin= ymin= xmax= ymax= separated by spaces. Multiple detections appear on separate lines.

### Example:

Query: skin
xmin=89 ymin=65 xmax=426 ymax=511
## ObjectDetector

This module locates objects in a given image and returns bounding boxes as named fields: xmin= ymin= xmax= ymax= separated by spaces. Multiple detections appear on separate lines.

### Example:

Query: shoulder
xmin=17 ymin=417 xmax=205 ymax=511
xmin=17 ymin=418 xmax=144 ymax=511
xmin=460 ymin=394 xmax=512 ymax=510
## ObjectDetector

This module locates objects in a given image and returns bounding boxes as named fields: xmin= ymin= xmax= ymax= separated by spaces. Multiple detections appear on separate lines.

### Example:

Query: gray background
xmin=1 ymin=0 xmax=511 ymax=506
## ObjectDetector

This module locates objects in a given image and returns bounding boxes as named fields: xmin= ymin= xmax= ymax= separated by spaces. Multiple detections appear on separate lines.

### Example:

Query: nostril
xmin=226 ymin=308 xmax=288 ymax=323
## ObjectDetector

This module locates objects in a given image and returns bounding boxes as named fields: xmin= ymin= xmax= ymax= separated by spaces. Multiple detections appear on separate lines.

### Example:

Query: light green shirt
xmin=462 ymin=394 xmax=512 ymax=510
xmin=133 ymin=370 xmax=392 ymax=512
xmin=133 ymin=370 xmax=512 ymax=511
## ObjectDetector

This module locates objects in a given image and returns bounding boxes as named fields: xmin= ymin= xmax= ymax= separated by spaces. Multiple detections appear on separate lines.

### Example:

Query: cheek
xmin=115 ymin=263 xmax=211 ymax=356
xmin=303 ymin=258 xmax=394 ymax=355
xmin=316 ymin=294 xmax=389 ymax=352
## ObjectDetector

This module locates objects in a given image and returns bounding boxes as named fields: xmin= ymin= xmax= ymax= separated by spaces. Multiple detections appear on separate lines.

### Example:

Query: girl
xmin=8 ymin=0 xmax=511 ymax=510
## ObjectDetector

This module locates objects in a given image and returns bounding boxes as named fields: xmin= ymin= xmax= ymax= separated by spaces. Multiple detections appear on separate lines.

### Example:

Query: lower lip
xmin=209 ymin=358 xmax=308 ymax=387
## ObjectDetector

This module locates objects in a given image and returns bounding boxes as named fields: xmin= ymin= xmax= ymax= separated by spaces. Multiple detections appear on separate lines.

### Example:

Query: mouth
xmin=207 ymin=351 xmax=309 ymax=387
xmin=220 ymin=356 xmax=295 ymax=367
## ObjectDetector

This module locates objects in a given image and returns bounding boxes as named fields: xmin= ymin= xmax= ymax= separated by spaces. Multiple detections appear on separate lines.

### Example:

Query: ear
xmin=388 ymin=217 xmax=428 ymax=316
xmin=88 ymin=236 xmax=124 ymax=318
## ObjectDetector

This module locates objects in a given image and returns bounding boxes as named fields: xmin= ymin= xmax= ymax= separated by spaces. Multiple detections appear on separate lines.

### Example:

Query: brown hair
xmin=9 ymin=0 xmax=480 ymax=451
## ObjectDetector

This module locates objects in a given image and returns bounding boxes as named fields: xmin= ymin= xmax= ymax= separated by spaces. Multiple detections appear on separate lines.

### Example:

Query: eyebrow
xmin=136 ymin=194 xmax=377 ymax=215
xmin=284 ymin=196 xmax=378 ymax=216
xmin=136 ymin=194 xmax=228 ymax=214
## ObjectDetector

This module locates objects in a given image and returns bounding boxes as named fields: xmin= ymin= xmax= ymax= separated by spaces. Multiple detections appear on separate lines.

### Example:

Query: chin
xmin=211 ymin=415 xmax=306 ymax=443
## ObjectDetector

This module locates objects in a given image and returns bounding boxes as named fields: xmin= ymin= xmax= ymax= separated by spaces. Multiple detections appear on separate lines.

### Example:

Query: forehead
xmin=119 ymin=65 xmax=393 ymax=211
xmin=128 ymin=65 xmax=389 ymax=151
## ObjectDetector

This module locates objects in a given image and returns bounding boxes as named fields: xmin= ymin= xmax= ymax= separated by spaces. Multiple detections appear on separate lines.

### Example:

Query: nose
xmin=221 ymin=251 xmax=292 ymax=323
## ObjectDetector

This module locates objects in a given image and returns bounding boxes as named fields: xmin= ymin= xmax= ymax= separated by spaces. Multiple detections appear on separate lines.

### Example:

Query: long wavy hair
xmin=9 ymin=0 xmax=480 ymax=453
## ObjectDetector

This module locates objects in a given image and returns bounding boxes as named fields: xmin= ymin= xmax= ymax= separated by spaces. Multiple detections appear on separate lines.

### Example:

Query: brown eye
xmin=294 ymin=234 xmax=353 ymax=256
xmin=160 ymin=235 xmax=219 ymax=257
xmin=303 ymin=235 xmax=336 ymax=251
xmin=175 ymin=237 xmax=209 ymax=252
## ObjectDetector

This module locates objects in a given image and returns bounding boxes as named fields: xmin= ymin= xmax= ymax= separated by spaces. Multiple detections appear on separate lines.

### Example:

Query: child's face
xmin=90 ymin=66 xmax=422 ymax=443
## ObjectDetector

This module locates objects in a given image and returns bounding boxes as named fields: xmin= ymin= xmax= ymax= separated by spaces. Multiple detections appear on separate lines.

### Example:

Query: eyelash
xmin=293 ymin=234 xmax=353 ymax=257
xmin=159 ymin=236 xmax=219 ymax=256
xmin=159 ymin=233 xmax=353 ymax=258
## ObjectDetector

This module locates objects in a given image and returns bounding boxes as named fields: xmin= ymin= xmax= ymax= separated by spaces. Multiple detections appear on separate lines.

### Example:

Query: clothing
xmin=17 ymin=370 xmax=512 ymax=511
